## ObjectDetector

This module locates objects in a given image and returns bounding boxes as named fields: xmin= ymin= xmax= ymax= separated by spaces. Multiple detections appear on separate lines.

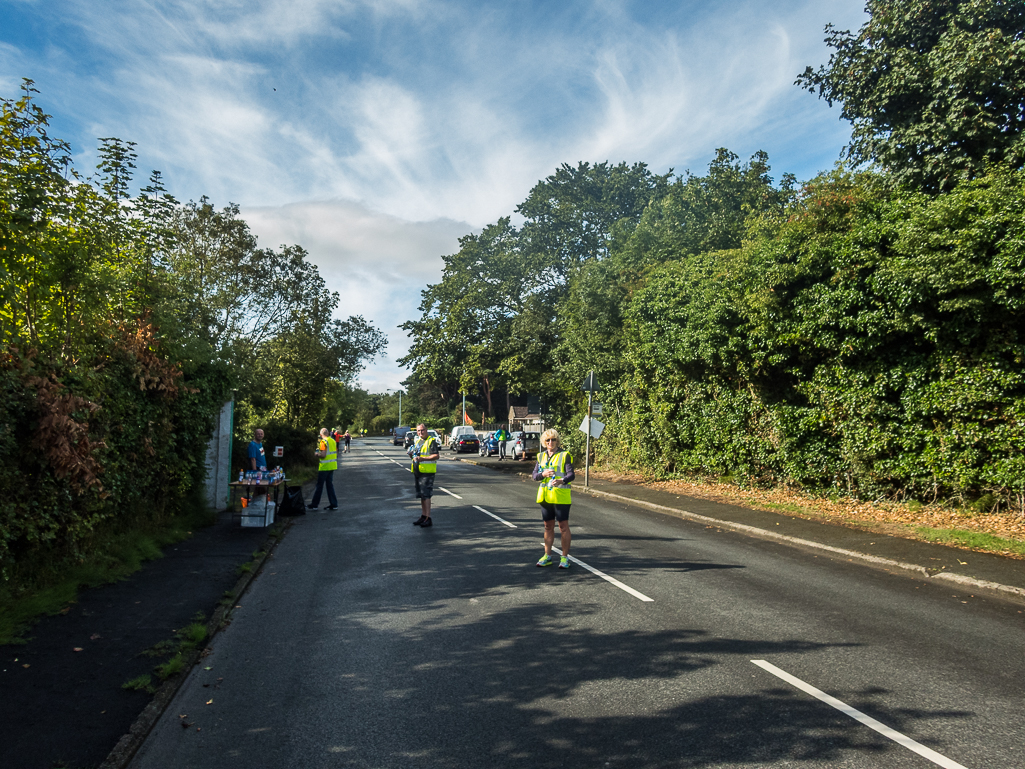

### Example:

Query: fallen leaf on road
xmin=73 ymin=647 xmax=84 ymax=652
xmin=179 ymin=714 xmax=188 ymax=719
xmin=206 ymin=699 xmax=213 ymax=705
xmin=90 ymin=634 xmax=101 ymax=640
xmin=181 ymin=721 xmax=192 ymax=729
xmin=203 ymin=666 xmax=212 ymax=670
xmin=958 ymin=559 xmax=968 ymax=565
xmin=22 ymin=664 xmax=29 ymax=668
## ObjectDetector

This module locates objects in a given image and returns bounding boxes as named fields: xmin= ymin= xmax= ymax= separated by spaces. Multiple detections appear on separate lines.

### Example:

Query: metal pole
xmin=398 ymin=391 xmax=402 ymax=428
xmin=462 ymin=392 xmax=466 ymax=424
xmin=585 ymin=390 xmax=592 ymax=488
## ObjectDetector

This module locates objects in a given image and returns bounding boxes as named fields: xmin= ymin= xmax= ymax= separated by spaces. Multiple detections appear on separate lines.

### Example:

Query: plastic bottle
xmin=239 ymin=468 xmax=244 ymax=482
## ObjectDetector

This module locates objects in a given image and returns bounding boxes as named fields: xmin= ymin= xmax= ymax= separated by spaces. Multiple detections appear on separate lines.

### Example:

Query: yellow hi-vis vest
xmin=412 ymin=436 xmax=438 ymax=474
xmin=536 ymin=450 xmax=572 ymax=505
xmin=318 ymin=437 xmax=338 ymax=471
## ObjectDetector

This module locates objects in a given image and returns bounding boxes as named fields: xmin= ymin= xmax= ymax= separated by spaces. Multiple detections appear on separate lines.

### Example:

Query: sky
xmin=1 ymin=0 xmax=867 ymax=391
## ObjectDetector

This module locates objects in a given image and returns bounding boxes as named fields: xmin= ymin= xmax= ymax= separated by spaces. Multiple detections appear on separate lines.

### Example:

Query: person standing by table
xmin=248 ymin=428 xmax=267 ymax=472
xmin=307 ymin=428 xmax=338 ymax=511
xmin=409 ymin=423 xmax=440 ymax=528
xmin=533 ymin=428 xmax=574 ymax=569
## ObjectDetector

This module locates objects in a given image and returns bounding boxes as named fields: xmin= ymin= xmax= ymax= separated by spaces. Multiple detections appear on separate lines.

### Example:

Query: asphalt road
xmin=129 ymin=439 xmax=1024 ymax=769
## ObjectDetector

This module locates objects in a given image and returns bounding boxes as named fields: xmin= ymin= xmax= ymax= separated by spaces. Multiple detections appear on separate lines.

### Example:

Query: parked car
xmin=448 ymin=425 xmax=476 ymax=450
xmin=452 ymin=432 xmax=480 ymax=454
xmin=478 ymin=432 xmax=499 ymax=457
xmin=509 ymin=431 xmax=540 ymax=461
xmin=392 ymin=425 xmax=411 ymax=445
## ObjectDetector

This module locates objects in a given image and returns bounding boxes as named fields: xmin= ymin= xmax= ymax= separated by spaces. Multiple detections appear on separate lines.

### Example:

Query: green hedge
xmin=602 ymin=167 xmax=1025 ymax=506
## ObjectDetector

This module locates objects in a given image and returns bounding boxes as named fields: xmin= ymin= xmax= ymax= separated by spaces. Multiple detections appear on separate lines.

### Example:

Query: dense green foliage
xmin=797 ymin=0 xmax=1025 ymax=191
xmin=406 ymin=156 xmax=1025 ymax=509
xmin=617 ymin=166 xmax=1025 ymax=505
xmin=0 ymin=82 xmax=384 ymax=588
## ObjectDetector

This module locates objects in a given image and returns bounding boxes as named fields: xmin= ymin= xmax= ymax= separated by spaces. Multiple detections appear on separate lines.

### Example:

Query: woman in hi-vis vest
xmin=532 ymin=428 xmax=575 ymax=568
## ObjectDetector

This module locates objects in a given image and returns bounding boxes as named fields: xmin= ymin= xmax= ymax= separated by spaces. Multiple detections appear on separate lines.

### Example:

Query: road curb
xmin=98 ymin=516 xmax=294 ymax=769
xmin=575 ymin=486 xmax=1025 ymax=602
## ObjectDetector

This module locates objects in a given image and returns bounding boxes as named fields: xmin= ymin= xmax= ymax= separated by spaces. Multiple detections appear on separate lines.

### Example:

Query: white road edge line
xmin=438 ymin=487 xmax=462 ymax=499
xmin=751 ymin=660 xmax=969 ymax=769
xmin=551 ymin=547 xmax=653 ymax=602
xmin=472 ymin=505 xmax=516 ymax=528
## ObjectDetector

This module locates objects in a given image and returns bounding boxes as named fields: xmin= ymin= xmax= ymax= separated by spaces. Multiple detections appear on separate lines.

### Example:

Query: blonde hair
xmin=540 ymin=428 xmax=560 ymax=447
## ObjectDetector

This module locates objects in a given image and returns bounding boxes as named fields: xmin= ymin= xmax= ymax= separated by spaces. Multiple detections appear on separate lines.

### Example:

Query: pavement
xmin=3 ymin=445 xmax=1023 ymax=769
xmin=0 ymin=485 xmax=307 ymax=769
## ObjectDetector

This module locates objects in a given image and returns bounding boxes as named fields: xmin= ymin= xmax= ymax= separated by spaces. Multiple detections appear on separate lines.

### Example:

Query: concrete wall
xmin=204 ymin=400 xmax=233 ymax=512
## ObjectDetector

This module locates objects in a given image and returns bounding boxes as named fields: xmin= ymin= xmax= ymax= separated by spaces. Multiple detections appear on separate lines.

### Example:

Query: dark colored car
xmin=452 ymin=433 xmax=480 ymax=454
xmin=403 ymin=430 xmax=417 ymax=450
xmin=478 ymin=432 xmax=499 ymax=457
xmin=392 ymin=426 xmax=411 ymax=445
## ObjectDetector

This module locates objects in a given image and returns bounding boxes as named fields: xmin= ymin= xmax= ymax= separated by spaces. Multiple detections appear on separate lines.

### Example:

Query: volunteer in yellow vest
xmin=307 ymin=427 xmax=338 ymax=511
xmin=410 ymin=423 xmax=440 ymax=528
xmin=532 ymin=428 xmax=575 ymax=568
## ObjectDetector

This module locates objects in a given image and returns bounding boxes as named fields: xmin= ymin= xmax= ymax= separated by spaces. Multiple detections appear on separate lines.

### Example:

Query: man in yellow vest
xmin=410 ymin=423 xmax=440 ymax=527
xmin=307 ymin=427 xmax=338 ymax=511
xmin=532 ymin=428 xmax=574 ymax=568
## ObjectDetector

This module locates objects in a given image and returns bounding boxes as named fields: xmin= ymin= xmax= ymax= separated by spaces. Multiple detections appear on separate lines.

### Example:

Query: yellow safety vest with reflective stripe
xmin=535 ymin=450 xmax=572 ymax=505
xmin=412 ymin=436 xmax=438 ymax=474
xmin=318 ymin=437 xmax=338 ymax=471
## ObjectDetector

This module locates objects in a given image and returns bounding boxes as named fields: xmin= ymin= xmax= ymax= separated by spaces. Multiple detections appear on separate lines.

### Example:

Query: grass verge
xmin=914 ymin=526 xmax=1025 ymax=558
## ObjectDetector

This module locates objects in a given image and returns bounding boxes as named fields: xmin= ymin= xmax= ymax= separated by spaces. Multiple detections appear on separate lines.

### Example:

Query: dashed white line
xmin=473 ymin=505 xmax=516 ymax=528
xmin=373 ymin=449 xmax=408 ymax=468
xmin=751 ymin=660 xmax=969 ymax=769
xmin=551 ymin=547 xmax=653 ymax=602
xmin=438 ymin=487 xmax=462 ymax=499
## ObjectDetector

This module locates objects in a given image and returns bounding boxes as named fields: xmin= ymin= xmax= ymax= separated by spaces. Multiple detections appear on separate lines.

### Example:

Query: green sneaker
xmin=536 ymin=553 xmax=554 ymax=567
xmin=559 ymin=556 xmax=571 ymax=569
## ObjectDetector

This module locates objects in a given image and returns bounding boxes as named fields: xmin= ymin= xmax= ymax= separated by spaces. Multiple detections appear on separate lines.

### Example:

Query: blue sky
xmin=2 ymin=0 xmax=866 ymax=391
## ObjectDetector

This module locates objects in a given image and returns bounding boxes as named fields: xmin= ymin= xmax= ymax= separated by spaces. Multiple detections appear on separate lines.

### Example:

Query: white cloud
xmin=242 ymin=199 xmax=471 ymax=390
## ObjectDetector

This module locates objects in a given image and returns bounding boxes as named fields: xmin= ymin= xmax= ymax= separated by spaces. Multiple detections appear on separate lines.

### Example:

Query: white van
xmin=448 ymin=425 xmax=476 ymax=450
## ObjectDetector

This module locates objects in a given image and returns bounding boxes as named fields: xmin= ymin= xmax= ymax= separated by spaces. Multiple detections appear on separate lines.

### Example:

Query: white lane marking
xmin=372 ymin=449 xmax=408 ymax=469
xmin=551 ymin=547 xmax=653 ymax=602
xmin=438 ymin=487 xmax=462 ymax=499
xmin=473 ymin=505 xmax=516 ymax=528
xmin=751 ymin=660 xmax=969 ymax=769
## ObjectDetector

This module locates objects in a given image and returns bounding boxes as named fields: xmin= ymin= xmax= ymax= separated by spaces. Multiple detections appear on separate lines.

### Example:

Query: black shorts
xmin=539 ymin=502 xmax=570 ymax=522
xmin=414 ymin=472 xmax=435 ymax=499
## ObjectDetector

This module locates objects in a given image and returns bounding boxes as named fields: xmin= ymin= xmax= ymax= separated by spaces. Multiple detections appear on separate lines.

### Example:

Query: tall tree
xmin=797 ymin=0 xmax=1025 ymax=191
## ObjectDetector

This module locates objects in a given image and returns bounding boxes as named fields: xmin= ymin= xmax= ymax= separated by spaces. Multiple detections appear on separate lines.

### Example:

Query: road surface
xmin=129 ymin=438 xmax=1024 ymax=768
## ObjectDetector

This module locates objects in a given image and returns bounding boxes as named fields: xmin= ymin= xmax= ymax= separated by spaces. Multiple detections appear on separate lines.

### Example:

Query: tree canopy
xmin=797 ymin=0 xmax=1025 ymax=190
